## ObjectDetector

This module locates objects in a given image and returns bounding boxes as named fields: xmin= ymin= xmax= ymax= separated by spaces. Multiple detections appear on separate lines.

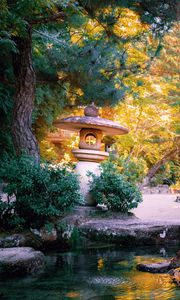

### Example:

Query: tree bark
xmin=12 ymin=26 xmax=40 ymax=163
xmin=143 ymin=147 xmax=179 ymax=185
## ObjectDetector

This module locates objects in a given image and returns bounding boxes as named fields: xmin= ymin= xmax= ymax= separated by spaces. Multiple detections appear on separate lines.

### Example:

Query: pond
xmin=0 ymin=245 xmax=180 ymax=300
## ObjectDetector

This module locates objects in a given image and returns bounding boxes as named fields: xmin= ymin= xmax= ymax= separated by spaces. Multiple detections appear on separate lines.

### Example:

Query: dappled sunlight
xmin=65 ymin=291 xmax=81 ymax=298
xmin=98 ymin=258 xmax=105 ymax=271
xmin=112 ymin=256 xmax=176 ymax=300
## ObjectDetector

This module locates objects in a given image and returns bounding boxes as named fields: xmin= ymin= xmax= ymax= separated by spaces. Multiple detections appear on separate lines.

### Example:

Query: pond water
xmin=0 ymin=245 xmax=180 ymax=300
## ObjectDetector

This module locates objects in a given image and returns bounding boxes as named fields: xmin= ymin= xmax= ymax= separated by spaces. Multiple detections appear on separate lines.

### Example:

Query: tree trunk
xmin=12 ymin=26 xmax=40 ymax=163
xmin=143 ymin=148 xmax=179 ymax=185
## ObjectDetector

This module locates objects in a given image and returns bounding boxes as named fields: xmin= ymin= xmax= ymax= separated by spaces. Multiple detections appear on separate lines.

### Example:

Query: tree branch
xmin=30 ymin=12 xmax=66 ymax=25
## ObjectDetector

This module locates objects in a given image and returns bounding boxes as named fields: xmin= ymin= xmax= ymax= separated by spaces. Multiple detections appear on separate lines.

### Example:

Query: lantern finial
xmin=84 ymin=103 xmax=99 ymax=117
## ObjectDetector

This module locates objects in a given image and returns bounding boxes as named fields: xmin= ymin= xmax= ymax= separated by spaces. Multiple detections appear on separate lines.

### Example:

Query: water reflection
xmin=0 ymin=246 xmax=179 ymax=300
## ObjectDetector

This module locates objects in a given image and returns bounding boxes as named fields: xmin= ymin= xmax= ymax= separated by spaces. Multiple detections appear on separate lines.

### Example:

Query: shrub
xmin=0 ymin=155 xmax=82 ymax=230
xmin=89 ymin=162 xmax=142 ymax=212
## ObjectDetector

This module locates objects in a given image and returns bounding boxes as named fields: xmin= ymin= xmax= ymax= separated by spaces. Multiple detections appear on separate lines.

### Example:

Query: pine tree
xmin=0 ymin=0 xmax=178 ymax=162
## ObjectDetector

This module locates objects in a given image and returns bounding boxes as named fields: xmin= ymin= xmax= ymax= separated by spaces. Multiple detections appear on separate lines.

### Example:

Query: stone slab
xmin=79 ymin=216 xmax=180 ymax=245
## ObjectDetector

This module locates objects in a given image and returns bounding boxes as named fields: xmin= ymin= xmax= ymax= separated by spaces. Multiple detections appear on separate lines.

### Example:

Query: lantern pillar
xmin=72 ymin=127 xmax=108 ymax=205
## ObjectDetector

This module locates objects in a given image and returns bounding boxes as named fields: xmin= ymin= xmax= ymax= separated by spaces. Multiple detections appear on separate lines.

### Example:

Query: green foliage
xmin=34 ymin=30 xmax=129 ymax=106
xmin=89 ymin=162 xmax=142 ymax=212
xmin=0 ymin=155 xmax=82 ymax=230
xmin=109 ymin=155 xmax=147 ymax=183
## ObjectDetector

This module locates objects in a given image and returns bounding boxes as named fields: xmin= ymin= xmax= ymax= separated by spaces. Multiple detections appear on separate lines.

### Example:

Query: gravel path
xmin=131 ymin=194 xmax=180 ymax=222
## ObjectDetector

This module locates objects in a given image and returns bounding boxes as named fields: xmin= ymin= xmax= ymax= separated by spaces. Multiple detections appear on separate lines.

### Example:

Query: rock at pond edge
xmin=0 ymin=247 xmax=45 ymax=275
xmin=137 ymin=262 xmax=170 ymax=273
xmin=169 ymin=268 xmax=180 ymax=286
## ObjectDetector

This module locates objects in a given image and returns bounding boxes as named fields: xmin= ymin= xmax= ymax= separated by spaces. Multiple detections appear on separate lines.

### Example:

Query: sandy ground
xmin=131 ymin=194 xmax=180 ymax=222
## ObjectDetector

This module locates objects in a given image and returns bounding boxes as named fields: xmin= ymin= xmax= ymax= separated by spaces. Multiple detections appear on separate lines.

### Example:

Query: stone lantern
xmin=54 ymin=104 xmax=128 ymax=205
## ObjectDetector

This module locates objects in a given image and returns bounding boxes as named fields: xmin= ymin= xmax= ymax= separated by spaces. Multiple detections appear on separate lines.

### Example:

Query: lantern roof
xmin=54 ymin=104 xmax=129 ymax=136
